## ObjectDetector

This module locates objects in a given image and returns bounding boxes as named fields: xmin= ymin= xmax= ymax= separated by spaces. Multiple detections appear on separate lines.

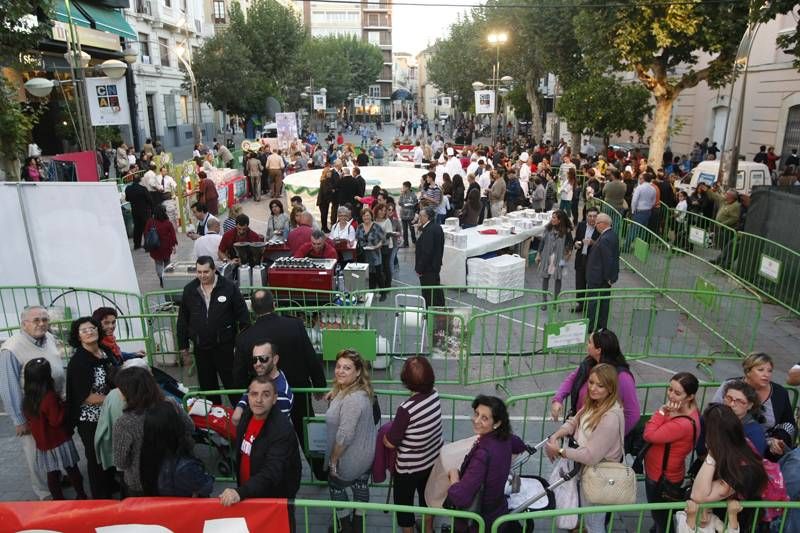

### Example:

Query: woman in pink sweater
xmin=545 ymin=364 xmax=625 ymax=533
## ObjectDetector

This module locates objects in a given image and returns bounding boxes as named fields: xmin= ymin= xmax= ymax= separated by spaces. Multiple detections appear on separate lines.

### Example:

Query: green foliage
xmin=287 ymin=35 xmax=382 ymax=110
xmin=193 ymin=0 xmax=304 ymax=116
xmin=94 ymin=125 xmax=123 ymax=147
xmin=0 ymin=78 xmax=44 ymax=162
xmin=506 ymin=85 xmax=531 ymax=120
xmin=1 ymin=0 xmax=53 ymax=67
xmin=557 ymin=76 xmax=652 ymax=142
xmin=192 ymin=30 xmax=260 ymax=116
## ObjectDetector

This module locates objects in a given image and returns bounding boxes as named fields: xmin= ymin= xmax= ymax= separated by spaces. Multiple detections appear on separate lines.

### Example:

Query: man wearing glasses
xmin=231 ymin=341 xmax=293 ymax=427
xmin=0 ymin=306 xmax=65 ymax=499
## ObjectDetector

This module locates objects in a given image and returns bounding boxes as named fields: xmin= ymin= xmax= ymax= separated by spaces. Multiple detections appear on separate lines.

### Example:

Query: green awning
xmin=74 ymin=1 xmax=136 ymax=40
xmin=52 ymin=0 xmax=92 ymax=28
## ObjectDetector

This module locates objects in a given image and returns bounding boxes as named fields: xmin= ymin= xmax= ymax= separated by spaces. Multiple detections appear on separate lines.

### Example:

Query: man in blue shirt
xmin=231 ymin=340 xmax=293 ymax=426
xmin=626 ymin=173 xmax=657 ymax=251
xmin=369 ymin=139 xmax=386 ymax=166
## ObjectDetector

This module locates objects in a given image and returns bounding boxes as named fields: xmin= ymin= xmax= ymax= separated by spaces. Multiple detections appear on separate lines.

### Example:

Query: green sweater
xmin=94 ymin=388 xmax=125 ymax=470
xmin=715 ymin=201 xmax=741 ymax=228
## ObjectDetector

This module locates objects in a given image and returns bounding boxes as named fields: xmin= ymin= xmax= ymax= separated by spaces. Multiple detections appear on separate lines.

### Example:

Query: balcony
xmin=135 ymin=0 xmax=152 ymax=17
xmin=363 ymin=13 xmax=390 ymax=29
xmin=363 ymin=1 xmax=390 ymax=11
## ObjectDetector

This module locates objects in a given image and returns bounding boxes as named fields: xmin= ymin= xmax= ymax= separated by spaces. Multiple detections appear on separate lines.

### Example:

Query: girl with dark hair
xmin=690 ymin=404 xmax=767 ymax=532
xmin=446 ymin=395 xmax=526 ymax=532
xmin=144 ymin=204 xmax=177 ymax=287
xmin=459 ymin=188 xmax=481 ymax=228
xmin=140 ymin=400 xmax=212 ymax=497
xmin=65 ymin=316 xmax=118 ymax=498
xmin=23 ymin=358 xmax=87 ymax=500
xmin=266 ymin=199 xmax=290 ymax=239
xmin=535 ymin=210 xmax=574 ymax=302
xmin=545 ymin=364 xmax=625 ymax=532
xmin=112 ymin=367 xmax=163 ymax=495
xmin=451 ymin=174 xmax=466 ymax=214
xmin=643 ymin=372 xmax=701 ymax=533
xmin=697 ymin=380 xmax=768 ymax=459
xmin=551 ymin=329 xmax=641 ymax=434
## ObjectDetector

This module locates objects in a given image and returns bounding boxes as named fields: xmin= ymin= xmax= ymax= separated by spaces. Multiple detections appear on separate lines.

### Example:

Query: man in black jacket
xmin=585 ymin=213 xmax=620 ymax=332
xmin=219 ymin=376 xmax=301 ymax=508
xmin=177 ymin=256 xmax=250 ymax=404
xmin=573 ymin=207 xmax=599 ymax=313
xmin=233 ymin=289 xmax=327 ymax=479
xmin=124 ymin=172 xmax=152 ymax=249
xmin=415 ymin=206 xmax=445 ymax=308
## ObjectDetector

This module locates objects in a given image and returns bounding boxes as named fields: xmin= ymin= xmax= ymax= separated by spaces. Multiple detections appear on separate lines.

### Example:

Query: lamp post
xmin=174 ymin=43 xmax=202 ymax=145
xmin=473 ymin=73 xmax=512 ymax=145
xmin=487 ymin=31 xmax=508 ymax=146
xmin=300 ymin=81 xmax=327 ymax=133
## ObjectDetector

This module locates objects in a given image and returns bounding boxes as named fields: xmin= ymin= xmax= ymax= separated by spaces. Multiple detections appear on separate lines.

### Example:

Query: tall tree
xmin=192 ymin=31 xmax=257 ymax=117
xmin=557 ymin=76 xmax=652 ymax=149
xmin=0 ymin=0 xmax=53 ymax=179
xmin=572 ymin=0 xmax=750 ymax=168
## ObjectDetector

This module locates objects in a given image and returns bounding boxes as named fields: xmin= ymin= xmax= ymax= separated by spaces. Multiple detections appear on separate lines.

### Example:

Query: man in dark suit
xmin=232 ymin=289 xmax=327 ymax=479
xmin=585 ymin=213 xmax=619 ymax=332
xmin=573 ymin=207 xmax=599 ymax=313
xmin=124 ymin=171 xmax=152 ymax=249
xmin=415 ymin=206 xmax=445 ymax=308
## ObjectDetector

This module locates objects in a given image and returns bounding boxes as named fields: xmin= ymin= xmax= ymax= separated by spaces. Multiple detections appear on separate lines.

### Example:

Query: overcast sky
xmin=392 ymin=0 xmax=475 ymax=57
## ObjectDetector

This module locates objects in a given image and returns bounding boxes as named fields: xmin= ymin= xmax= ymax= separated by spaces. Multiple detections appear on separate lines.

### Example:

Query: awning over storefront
xmin=74 ymin=1 xmax=136 ymax=40
xmin=52 ymin=0 xmax=92 ymax=28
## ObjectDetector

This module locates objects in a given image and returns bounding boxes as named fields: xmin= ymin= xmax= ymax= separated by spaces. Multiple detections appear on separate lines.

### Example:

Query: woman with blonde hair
xmin=545 ymin=364 xmax=625 ymax=533
xmin=324 ymin=349 xmax=377 ymax=533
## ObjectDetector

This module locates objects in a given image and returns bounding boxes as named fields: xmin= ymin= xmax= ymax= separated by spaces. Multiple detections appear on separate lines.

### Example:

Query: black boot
xmin=351 ymin=513 xmax=363 ymax=532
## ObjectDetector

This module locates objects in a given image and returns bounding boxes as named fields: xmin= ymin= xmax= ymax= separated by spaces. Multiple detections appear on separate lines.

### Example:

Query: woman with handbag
xmin=688 ymin=404 xmax=767 ymax=533
xmin=643 ymin=372 xmax=701 ymax=533
xmin=550 ymin=329 xmax=641 ymax=436
xmin=446 ymin=395 xmax=526 ymax=533
xmin=534 ymin=209 xmax=573 ymax=304
xmin=545 ymin=364 xmax=627 ymax=533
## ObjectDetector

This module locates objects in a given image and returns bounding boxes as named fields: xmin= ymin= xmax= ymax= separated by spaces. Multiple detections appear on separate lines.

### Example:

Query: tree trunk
xmin=648 ymin=95 xmax=675 ymax=169
xmin=525 ymin=78 xmax=543 ymax=142
xmin=0 ymin=157 xmax=20 ymax=181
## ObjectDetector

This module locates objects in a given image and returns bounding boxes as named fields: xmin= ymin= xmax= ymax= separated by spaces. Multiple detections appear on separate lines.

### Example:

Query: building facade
xmin=299 ymin=0 xmax=392 ymax=121
xmin=415 ymin=47 xmax=451 ymax=121
xmin=126 ymin=0 xmax=216 ymax=152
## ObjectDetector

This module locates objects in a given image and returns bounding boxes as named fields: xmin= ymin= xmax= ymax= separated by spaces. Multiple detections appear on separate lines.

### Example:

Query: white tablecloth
xmin=440 ymin=225 xmax=545 ymax=286
xmin=285 ymin=165 xmax=428 ymax=195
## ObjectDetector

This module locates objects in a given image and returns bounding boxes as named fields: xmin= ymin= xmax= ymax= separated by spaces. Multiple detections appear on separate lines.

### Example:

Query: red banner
xmin=0 ymin=497 xmax=291 ymax=532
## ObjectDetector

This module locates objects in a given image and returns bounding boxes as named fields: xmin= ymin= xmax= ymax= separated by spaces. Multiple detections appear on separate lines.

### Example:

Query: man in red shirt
xmin=287 ymin=211 xmax=314 ymax=255
xmin=293 ymin=230 xmax=338 ymax=260
xmin=218 ymin=214 xmax=263 ymax=261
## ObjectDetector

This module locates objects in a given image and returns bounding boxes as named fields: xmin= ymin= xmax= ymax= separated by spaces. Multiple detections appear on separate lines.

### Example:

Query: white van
xmin=677 ymin=160 xmax=770 ymax=196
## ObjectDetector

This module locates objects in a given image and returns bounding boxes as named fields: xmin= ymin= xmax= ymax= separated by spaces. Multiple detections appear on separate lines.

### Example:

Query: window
xmin=180 ymin=95 xmax=189 ymax=124
xmin=159 ymin=38 xmax=170 ymax=67
xmin=213 ymin=0 xmax=225 ymax=23
xmin=367 ymin=31 xmax=380 ymax=45
xmin=164 ymin=0 xmax=171 ymax=7
xmin=164 ymin=94 xmax=177 ymax=127
xmin=138 ymin=32 xmax=151 ymax=63
xmin=781 ymin=104 xmax=800 ymax=166
xmin=368 ymin=85 xmax=380 ymax=98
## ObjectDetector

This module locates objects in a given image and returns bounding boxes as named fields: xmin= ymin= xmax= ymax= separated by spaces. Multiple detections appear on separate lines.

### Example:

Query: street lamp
xmin=300 ymin=81 xmax=327 ymax=132
xmin=482 ymin=31 xmax=510 ymax=145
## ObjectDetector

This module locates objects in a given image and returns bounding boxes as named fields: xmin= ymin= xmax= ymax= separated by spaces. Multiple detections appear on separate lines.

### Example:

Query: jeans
xmin=401 ymin=219 xmax=416 ymax=244
xmin=645 ymin=477 xmax=674 ymax=533
xmin=154 ymin=259 xmax=169 ymax=287
xmin=625 ymin=208 xmax=652 ymax=251
xmin=580 ymin=481 xmax=606 ymax=533
xmin=389 ymin=245 xmax=399 ymax=277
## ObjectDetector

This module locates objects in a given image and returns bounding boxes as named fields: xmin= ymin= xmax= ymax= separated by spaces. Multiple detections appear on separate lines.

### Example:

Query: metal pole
xmin=491 ymin=43 xmax=499 ymax=146
xmin=64 ymin=0 xmax=93 ymax=152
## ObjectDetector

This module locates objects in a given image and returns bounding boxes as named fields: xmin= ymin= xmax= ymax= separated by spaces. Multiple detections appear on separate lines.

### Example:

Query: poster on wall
xmin=275 ymin=112 xmax=298 ymax=150
xmin=85 ymin=76 xmax=130 ymax=125
xmin=475 ymin=90 xmax=495 ymax=114
xmin=313 ymin=94 xmax=326 ymax=110
xmin=441 ymin=96 xmax=452 ymax=108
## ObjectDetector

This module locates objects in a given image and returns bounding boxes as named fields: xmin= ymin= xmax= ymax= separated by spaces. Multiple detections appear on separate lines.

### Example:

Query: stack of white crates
xmin=466 ymin=254 xmax=526 ymax=303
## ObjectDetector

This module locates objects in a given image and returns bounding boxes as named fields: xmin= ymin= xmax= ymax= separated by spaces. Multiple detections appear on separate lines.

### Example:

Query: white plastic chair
xmin=392 ymin=293 xmax=427 ymax=355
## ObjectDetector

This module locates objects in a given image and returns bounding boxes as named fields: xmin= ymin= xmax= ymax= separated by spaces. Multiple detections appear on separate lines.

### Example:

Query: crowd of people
xmin=2 ymin=297 xmax=798 ymax=532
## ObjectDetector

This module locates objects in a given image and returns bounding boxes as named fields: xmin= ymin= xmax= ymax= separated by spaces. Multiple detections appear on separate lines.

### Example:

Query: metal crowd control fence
xmin=733 ymin=232 xmax=800 ymax=315
xmin=491 ymin=501 xmax=800 ymax=533
xmin=294 ymin=500 xmax=485 ymax=533
xmin=0 ymin=285 xmax=146 ymax=359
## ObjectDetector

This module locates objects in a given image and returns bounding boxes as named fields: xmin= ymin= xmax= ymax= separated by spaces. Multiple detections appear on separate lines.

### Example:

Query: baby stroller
xmin=151 ymin=367 xmax=236 ymax=477
xmin=503 ymin=438 xmax=582 ymax=532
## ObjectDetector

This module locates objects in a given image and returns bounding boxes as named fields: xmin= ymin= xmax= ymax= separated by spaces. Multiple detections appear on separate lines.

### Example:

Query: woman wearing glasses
xmin=65 ymin=317 xmax=118 ymax=499
xmin=699 ymin=380 xmax=767 ymax=457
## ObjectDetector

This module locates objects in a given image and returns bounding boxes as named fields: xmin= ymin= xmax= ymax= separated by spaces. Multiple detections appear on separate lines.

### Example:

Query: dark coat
xmin=125 ymin=182 xmax=152 ymax=218
xmin=234 ymin=404 xmax=301 ymax=499
xmin=337 ymin=175 xmax=361 ymax=207
xmin=574 ymin=221 xmax=598 ymax=270
xmin=586 ymin=228 xmax=619 ymax=288
xmin=233 ymin=313 xmax=326 ymax=390
xmin=176 ymin=275 xmax=249 ymax=350
xmin=65 ymin=345 xmax=117 ymax=428
xmin=414 ymin=221 xmax=444 ymax=275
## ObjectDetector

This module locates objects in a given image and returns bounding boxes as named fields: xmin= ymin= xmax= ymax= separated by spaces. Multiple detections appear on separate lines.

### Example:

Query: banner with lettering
xmin=0 ymin=497 xmax=291 ymax=532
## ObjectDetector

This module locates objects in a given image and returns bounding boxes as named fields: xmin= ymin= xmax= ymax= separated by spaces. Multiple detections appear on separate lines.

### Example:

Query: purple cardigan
xmin=553 ymin=367 xmax=641 ymax=434
xmin=447 ymin=432 xmax=526 ymax=529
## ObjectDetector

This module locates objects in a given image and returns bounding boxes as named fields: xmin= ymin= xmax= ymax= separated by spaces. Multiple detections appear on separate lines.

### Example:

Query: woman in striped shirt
xmin=384 ymin=356 xmax=443 ymax=533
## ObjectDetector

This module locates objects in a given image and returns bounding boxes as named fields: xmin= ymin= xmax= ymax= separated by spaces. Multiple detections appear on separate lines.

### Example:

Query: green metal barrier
xmin=294 ymin=500 xmax=485 ymax=533
xmin=491 ymin=501 xmax=800 ymax=533
xmin=660 ymin=205 xmax=739 ymax=267
xmin=620 ymin=217 xmax=673 ymax=289
xmin=733 ymin=232 xmax=800 ymax=315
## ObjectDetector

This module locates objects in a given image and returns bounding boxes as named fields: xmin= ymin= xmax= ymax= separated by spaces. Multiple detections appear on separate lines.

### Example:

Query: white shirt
xmin=413 ymin=146 xmax=424 ymax=165
xmin=445 ymin=156 xmax=464 ymax=179
xmin=143 ymin=170 xmax=158 ymax=191
xmin=582 ymin=224 xmax=596 ymax=255
xmin=330 ymin=222 xmax=356 ymax=246
xmin=466 ymin=160 xmax=480 ymax=176
xmin=477 ymin=173 xmax=491 ymax=197
xmin=194 ymin=232 xmax=222 ymax=260
xmin=519 ymin=164 xmax=531 ymax=198
xmin=158 ymin=174 xmax=178 ymax=194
